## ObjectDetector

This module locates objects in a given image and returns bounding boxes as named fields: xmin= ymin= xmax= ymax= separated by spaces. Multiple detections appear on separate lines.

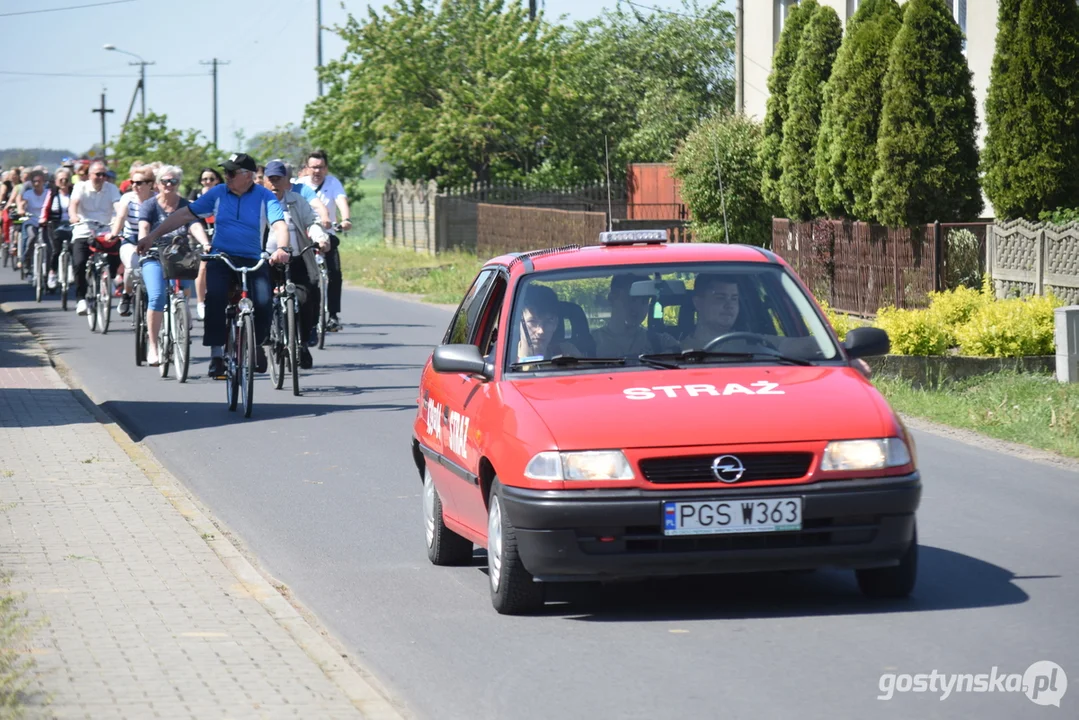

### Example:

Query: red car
xmin=411 ymin=231 xmax=920 ymax=614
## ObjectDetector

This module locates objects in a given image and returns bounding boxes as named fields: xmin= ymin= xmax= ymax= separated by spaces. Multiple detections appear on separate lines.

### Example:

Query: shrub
xmin=870 ymin=0 xmax=982 ymax=227
xmin=778 ymin=4 xmax=843 ymax=220
xmin=926 ymin=284 xmax=988 ymax=327
xmin=874 ymin=306 xmax=951 ymax=355
xmin=1038 ymin=207 xmax=1079 ymax=225
xmin=673 ymin=114 xmax=774 ymax=246
xmin=955 ymin=293 xmax=1059 ymax=357
xmin=760 ymin=0 xmax=816 ymax=211
xmin=981 ymin=0 xmax=1079 ymax=220
xmin=817 ymin=298 xmax=858 ymax=341
xmin=814 ymin=0 xmax=903 ymax=219
xmin=943 ymin=228 xmax=983 ymax=290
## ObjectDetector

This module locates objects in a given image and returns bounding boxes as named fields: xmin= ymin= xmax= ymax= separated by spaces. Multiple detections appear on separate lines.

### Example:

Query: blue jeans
xmin=203 ymin=256 xmax=272 ymax=347
xmin=19 ymin=223 xmax=41 ymax=268
xmin=141 ymin=259 xmax=192 ymax=312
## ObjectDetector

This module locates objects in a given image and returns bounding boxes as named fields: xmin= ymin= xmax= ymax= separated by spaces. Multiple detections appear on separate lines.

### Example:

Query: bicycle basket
xmin=161 ymin=238 xmax=200 ymax=280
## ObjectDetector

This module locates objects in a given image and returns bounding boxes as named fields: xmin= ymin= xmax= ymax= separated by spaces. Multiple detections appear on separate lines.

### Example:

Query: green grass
xmin=875 ymin=372 xmax=1079 ymax=458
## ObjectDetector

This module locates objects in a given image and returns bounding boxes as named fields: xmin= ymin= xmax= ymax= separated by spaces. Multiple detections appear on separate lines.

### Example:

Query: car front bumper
xmin=500 ymin=473 xmax=921 ymax=582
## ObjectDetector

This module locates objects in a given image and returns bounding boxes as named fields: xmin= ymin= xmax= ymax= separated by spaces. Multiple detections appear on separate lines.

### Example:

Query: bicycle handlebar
xmin=200 ymin=251 xmax=270 ymax=274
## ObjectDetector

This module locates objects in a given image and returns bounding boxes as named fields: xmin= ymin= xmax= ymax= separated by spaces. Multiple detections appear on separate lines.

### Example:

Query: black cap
xmin=220 ymin=152 xmax=257 ymax=173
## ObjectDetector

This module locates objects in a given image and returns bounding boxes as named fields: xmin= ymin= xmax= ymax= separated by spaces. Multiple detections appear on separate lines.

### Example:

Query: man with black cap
xmin=139 ymin=152 xmax=290 ymax=379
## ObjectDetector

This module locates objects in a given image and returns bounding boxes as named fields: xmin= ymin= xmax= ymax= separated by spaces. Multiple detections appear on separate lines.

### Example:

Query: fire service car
xmin=411 ymin=231 xmax=920 ymax=614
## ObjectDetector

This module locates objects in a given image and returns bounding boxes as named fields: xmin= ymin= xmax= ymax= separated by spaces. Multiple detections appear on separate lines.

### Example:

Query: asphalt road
xmin=3 ymin=273 xmax=1078 ymax=720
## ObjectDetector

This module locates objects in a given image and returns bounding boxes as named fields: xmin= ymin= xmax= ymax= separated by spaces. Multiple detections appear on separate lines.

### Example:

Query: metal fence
xmin=772 ymin=219 xmax=991 ymax=314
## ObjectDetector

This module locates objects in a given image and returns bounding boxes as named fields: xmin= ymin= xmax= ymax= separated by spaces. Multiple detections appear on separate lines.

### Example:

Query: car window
xmin=444 ymin=269 xmax=496 ymax=345
xmin=476 ymin=276 xmax=507 ymax=358
xmin=506 ymin=263 xmax=840 ymax=372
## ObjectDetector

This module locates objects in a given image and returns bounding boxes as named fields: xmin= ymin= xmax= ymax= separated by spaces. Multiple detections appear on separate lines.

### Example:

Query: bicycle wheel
xmin=86 ymin=265 xmax=98 ymax=332
xmin=133 ymin=286 xmax=146 ymax=364
xmin=174 ymin=297 xmax=191 ymax=383
xmin=317 ymin=269 xmax=328 ymax=349
xmin=33 ymin=243 xmax=44 ymax=302
xmin=60 ymin=252 xmax=69 ymax=311
xmin=98 ymin=266 xmax=112 ymax=334
xmin=240 ymin=314 xmax=256 ymax=418
xmin=226 ymin=315 xmax=239 ymax=411
xmin=1 ymin=238 xmax=7 ymax=268
xmin=269 ymin=303 xmax=285 ymax=390
xmin=287 ymin=297 xmax=300 ymax=396
xmin=159 ymin=302 xmax=172 ymax=379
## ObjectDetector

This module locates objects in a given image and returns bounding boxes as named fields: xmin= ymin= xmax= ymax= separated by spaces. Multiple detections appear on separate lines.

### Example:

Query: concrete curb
xmin=0 ymin=302 xmax=412 ymax=720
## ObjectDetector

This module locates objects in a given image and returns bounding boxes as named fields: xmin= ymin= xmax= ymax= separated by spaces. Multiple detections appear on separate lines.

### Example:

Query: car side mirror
xmin=432 ymin=344 xmax=494 ymax=380
xmin=843 ymin=326 xmax=890 ymax=358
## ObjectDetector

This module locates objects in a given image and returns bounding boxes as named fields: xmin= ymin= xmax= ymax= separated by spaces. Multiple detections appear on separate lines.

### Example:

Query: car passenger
xmin=515 ymin=284 xmax=580 ymax=362
xmin=593 ymin=273 xmax=679 ymax=358
xmin=682 ymin=273 xmax=742 ymax=351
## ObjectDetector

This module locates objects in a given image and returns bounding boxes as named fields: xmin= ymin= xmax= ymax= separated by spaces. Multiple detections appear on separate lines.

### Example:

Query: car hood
xmin=510 ymin=365 xmax=892 ymax=450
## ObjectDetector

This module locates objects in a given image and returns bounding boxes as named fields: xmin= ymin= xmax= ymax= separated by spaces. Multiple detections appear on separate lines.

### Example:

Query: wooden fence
xmin=772 ymin=219 xmax=991 ymax=314
xmin=476 ymin=204 xmax=608 ymax=257
xmin=988 ymin=219 xmax=1079 ymax=305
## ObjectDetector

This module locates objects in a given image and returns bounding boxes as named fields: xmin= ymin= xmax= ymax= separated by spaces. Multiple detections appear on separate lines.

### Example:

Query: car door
xmin=438 ymin=271 xmax=508 ymax=534
xmin=423 ymin=268 xmax=497 ymax=522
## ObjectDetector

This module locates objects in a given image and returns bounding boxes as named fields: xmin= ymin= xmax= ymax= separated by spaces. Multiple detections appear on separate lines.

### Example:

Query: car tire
xmin=423 ymin=467 xmax=473 ymax=566
xmin=856 ymin=524 xmax=917 ymax=599
xmin=487 ymin=479 xmax=544 ymax=615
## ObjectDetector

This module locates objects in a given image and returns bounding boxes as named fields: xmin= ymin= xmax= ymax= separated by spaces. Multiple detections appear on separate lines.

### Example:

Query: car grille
xmin=638 ymin=452 xmax=813 ymax=484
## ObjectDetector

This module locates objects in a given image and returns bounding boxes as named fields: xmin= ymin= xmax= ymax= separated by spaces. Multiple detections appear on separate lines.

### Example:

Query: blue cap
xmin=264 ymin=160 xmax=288 ymax=179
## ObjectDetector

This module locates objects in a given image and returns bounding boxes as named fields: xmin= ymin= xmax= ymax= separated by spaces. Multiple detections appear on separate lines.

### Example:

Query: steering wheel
xmin=702 ymin=331 xmax=777 ymax=353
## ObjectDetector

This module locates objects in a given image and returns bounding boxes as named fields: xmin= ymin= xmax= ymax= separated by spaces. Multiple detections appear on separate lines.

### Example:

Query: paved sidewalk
xmin=0 ymin=310 xmax=370 ymax=719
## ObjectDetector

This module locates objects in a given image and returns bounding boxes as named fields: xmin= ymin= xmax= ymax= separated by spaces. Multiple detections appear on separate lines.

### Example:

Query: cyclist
xmin=139 ymin=152 xmax=289 ymax=379
xmin=300 ymin=150 xmax=350 ymax=332
xmin=137 ymin=165 xmax=209 ymax=367
xmin=115 ymin=164 xmax=157 ymax=316
xmin=261 ymin=159 xmax=329 ymax=370
xmin=15 ymin=169 xmax=49 ymax=277
xmin=41 ymin=167 xmax=75 ymax=290
xmin=69 ymin=160 xmax=121 ymax=316
xmin=189 ymin=167 xmax=223 ymax=320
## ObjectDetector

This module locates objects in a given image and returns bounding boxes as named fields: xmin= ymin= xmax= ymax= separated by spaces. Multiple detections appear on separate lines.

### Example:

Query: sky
xmin=0 ymin=0 xmax=733 ymax=158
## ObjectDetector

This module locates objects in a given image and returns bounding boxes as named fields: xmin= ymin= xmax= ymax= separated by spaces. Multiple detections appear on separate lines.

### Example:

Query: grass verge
xmin=0 ymin=574 xmax=34 ymax=718
xmin=874 ymin=372 xmax=1079 ymax=459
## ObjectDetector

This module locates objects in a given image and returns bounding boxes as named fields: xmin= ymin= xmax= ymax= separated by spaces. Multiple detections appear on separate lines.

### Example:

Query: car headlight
xmin=524 ymin=451 xmax=635 ymax=481
xmin=820 ymin=438 xmax=911 ymax=472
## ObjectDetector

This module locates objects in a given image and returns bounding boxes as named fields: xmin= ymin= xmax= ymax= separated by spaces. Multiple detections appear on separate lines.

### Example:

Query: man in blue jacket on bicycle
xmin=139 ymin=153 xmax=290 ymax=379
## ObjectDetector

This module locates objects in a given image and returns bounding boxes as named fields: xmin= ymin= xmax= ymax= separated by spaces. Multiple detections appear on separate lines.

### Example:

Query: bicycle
xmin=29 ymin=224 xmax=48 ymax=303
xmin=82 ymin=223 xmax=120 ymax=334
xmin=9 ymin=213 xmax=29 ymax=278
xmin=130 ymin=258 xmax=149 ymax=365
xmin=268 ymin=245 xmax=316 ymax=396
xmin=52 ymin=223 xmax=74 ymax=311
xmin=313 ymin=244 xmax=329 ymax=349
xmin=202 ymin=251 xmax=269 ymax=418
xmin=154 ymin=250 xmax=193 ymax=383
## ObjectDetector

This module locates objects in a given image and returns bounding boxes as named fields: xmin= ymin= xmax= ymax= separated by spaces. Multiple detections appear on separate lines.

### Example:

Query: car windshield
xmin=506 ymin=262 xmax=841 ymax=373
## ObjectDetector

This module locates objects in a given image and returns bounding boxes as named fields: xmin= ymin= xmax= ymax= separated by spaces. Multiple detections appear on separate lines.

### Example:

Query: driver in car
xmin=594 ymin=273 xmax=680 ymax=358
xmin=682 ymin=273 xmax=742 ymax=351
xmin=515 ymin=284 xmax=580 ymax=363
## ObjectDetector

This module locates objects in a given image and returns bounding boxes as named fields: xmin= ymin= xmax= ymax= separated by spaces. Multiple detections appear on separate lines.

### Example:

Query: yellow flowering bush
xmin=817 ymin=299 xmax=858 ymax=341
xmin=874 ymin=306 xmax=952 ymax=355
xmin=925 ymin=285 xmax=988 ymax=327
xmin=955 ymin=293 xmax=1059 ymax=357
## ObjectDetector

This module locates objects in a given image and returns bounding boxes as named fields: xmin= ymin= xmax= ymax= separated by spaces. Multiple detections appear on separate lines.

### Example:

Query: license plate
xmin=663 ymin=497 xmax=802 ymax=536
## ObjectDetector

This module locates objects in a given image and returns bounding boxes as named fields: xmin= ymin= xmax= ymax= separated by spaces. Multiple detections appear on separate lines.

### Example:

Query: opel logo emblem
xmin=711 ymin=455 xmax=746 ymax=483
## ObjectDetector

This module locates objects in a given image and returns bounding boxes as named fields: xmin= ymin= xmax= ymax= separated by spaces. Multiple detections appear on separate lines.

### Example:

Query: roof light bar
xmin=599 ymin=230 xmax=668 ymax=246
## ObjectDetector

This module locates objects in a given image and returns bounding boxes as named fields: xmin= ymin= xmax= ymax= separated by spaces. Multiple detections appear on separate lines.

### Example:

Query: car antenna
xmin=604 ymin=134 xmax=613 ymax=232
xmin=714 ymin=131 xmax=731 ymax=244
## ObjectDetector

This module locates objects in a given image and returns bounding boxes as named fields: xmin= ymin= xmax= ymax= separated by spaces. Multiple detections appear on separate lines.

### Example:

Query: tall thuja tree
xmin=778 ymin=4 xmax=842 ymax=220
xmin=982 ymin=0 xmax=1079 ymax=219
xmin=871 ymin=0 xmax=982 ymax=226
xmin=814 ymin=0 xmax=902 ymax=219
xmin=758 ymin=0 xmax=815 ymax=212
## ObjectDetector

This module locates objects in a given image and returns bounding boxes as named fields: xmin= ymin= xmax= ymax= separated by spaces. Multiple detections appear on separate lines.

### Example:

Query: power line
xmin=0 ymin=70 xmax=204 ymax=78
xmin=622 ymin=0 xmax=704 ymax=19
xmin=0 ymin=0 xmax=136 ymax=18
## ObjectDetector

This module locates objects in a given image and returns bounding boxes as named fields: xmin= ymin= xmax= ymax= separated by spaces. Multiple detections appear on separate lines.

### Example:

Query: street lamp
xmin=103 ymin=44 xmax=155 ymax=122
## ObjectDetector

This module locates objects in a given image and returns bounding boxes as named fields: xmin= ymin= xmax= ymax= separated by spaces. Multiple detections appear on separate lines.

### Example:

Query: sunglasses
xmin=92 ymin=172 xmax=107 ymax=178
xmin=160 ymin=178 xmax=180 ymax=186
xmin=225 ymin=169 xmax=243 ymax=178
xmin=133 ymin=179 xmax=153 ymax=186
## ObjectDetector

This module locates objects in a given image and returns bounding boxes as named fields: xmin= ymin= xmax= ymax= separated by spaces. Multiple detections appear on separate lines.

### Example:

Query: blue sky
xmin=0 ymin=0 xmax=732 ymax=157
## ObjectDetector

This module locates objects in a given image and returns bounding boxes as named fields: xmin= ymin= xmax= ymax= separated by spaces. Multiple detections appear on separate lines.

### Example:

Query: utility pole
xmin=200 ymin=58 xmax=230 ymax=146
xmin=133 ymin=60 xmax=155 ymax=116
xmin=529 ymin=0 xmax=536 ymax=20
xmin=92 ymin=91 xmax=114 ymax=160
xmin=316 ymin=0 xmax=323 ymax=97
xmin=735 ymin=0 xmax=744 ymax=114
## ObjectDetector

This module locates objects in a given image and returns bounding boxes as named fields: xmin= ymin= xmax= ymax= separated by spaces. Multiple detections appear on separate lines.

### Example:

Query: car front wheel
xmin=856 ymin=524 xmax=918 ymax=599
xmin=487 ymin=479 xmax=544 ymax=615
xmin=423 ymin=467 xmax=473 ymax=566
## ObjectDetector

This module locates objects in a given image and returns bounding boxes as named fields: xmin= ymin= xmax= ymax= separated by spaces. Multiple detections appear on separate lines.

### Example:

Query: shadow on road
xmin=100 ymin=398 xmax=414 ymax=440
xmin=499 ymin=546 xmax=1034 ymax=621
